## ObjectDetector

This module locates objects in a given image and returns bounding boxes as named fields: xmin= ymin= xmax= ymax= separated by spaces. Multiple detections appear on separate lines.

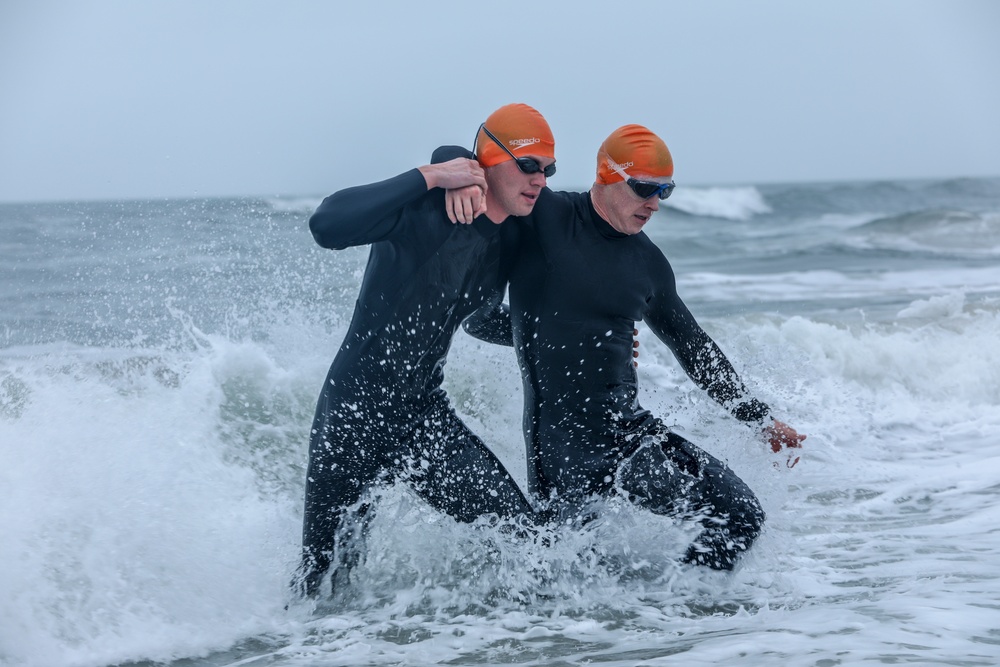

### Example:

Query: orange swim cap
xmin=475 ymin=103 xmax=555 ymax=168
xmin=596 ymin=124 xmax=673 ymax=184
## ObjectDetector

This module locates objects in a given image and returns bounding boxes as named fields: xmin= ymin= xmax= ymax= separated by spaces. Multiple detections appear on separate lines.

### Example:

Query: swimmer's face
xmin=484 ymin=155 xmax=554 ymax=219
xmin=600 ymin=172 xmax=668 ymax=235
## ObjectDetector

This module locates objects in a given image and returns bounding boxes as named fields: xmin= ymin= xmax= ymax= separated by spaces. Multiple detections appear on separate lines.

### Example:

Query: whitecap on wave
xmin=666 ymin=186 xmax=771 ymax=220
xmin=851 ymin=209 xmax=1000 ymax=257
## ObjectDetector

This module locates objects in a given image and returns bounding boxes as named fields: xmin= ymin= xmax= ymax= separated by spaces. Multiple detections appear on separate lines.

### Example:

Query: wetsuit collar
xmin=586 ymin=191 xmax=630 ymax=239
xmin=470 ymin=213 xmax=503 ymax=237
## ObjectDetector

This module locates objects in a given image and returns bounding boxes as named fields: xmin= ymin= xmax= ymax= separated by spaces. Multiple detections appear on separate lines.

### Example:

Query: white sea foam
xmin=666 ymin=186 xmax=772 ymax=220
xmin=3 ymin=303 xmax=999 ymax=666
xmin=896 ymin=291 xmax=967 ymax=319
xmin=0 ymin=339 xmax=305 ymax=666
xmin=679 ymin=267 xmax=1000 ymax=311
xmin=849 ymin=210 xmax=1000 ymax=257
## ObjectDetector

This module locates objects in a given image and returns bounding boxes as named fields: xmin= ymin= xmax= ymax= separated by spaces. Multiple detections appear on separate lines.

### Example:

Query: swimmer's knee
xmin=684 ymin=497 xmax=766 ymax=571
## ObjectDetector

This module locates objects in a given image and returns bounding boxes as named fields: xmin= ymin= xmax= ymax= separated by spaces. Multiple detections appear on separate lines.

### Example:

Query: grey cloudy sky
xmin=1 ymin=0 xmax=998 ymax=203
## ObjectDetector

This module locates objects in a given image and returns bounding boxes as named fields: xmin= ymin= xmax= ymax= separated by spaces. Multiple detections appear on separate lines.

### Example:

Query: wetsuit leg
xmin=298 ymin=393 xmax=531 ymax=597
xmin=616 ymin=430 xmax=765 ymax=570
xmin=405 ymin=399 xmax=534 ymax=523
xmin=298 ymin=393 xmax=394 ymax=597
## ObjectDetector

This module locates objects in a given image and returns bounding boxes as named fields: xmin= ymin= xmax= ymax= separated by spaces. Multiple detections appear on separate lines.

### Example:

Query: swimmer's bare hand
xmin=418 ymin=158 xmax=487 ymax=192
xmin=445 ymin=184 xmax=487 ymax=224
xmin=764 ymin=419 xmax=806 ymax=468
xmin=632 ymin=328 xmax=639 ymax=367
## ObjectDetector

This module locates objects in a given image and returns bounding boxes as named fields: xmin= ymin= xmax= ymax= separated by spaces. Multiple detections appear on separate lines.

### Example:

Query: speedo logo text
xmin=607 ymin=158 xmax=635 ymax=170
xmin=509 ymin=137 xmax=541 ymax=151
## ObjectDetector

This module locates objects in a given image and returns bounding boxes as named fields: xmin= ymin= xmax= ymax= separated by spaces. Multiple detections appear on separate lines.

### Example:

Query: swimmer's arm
xmin=432 ymin=146 xmax=486 ymax=224
xmin=310 ymin=158 xmax=486 ymax=249
xmin=416 ymin=158 xmax=486 ymax=191
xmin=645 ymin=266 xmax=807 ymax=455
xmin=463 ymin=292 xmax=514 ymax=347
xmin=309 ymin=170 xmax=427 ymax=249
xmin=644 ymin=265 xmax=770 ymax=423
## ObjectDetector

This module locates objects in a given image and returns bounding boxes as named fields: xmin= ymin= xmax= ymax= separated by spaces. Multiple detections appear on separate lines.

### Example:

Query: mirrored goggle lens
xmin=629 ymin=179 xmax=674 ymax=200
xmin=515 ymin=158 xmax=556 ymax=178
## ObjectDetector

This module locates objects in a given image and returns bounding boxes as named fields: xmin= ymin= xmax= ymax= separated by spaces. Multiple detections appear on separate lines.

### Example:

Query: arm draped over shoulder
xmin=309 ymin=169 xmax=428 ymax=250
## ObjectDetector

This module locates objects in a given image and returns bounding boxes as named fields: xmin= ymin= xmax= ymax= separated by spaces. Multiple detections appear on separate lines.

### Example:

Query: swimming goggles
xmin=606 ymin=158 xmax=675 ymax=200
xmin=475 ymin=123 xmax=556 ymax=178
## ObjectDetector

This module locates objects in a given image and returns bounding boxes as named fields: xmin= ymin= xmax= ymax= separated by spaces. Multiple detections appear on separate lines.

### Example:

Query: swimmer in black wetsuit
xmin=438 ymin=125 xmax=806 ymax=570
xmin=298 ymin=104 xmax=558 ymax=597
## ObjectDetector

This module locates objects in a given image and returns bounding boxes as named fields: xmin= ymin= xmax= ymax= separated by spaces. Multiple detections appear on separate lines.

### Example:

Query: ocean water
xmin=2 ymin=177 xmax=999 ymax=667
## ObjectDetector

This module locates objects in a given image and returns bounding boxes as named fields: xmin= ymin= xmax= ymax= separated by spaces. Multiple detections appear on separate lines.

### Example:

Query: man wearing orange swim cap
xmin=443 ymin=103 xmax=556 ymax=224
xmin=436 ymin=124 xmax=806 ymax=570
xmin=297 ymin=103 xmax=555 ymax=598
xmin=590 ymin=124 xmax=676 ymax=235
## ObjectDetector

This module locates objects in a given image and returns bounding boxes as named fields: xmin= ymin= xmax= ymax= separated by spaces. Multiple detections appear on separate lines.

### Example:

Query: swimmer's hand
xmin=632 ymin=328 xmax=639 ymax=367
xmin=418 ymin=158 xmax=486 ymax=192
xmin=763 ymin=419 xmax=805 ymax=468
xmin=445 ymin=184 xmax=488 ymax=224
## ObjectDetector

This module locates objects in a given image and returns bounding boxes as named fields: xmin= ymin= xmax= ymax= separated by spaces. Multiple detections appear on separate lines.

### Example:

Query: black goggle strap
xmin=472 ymin=123 xmax=483 ymax=160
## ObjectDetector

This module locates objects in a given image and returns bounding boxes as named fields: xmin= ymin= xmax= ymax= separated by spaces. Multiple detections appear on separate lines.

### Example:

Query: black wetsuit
xmin=301 ymin=168 xmax=531 ymax=595
xmin=434 ymin=145 xmax=769 ymax=570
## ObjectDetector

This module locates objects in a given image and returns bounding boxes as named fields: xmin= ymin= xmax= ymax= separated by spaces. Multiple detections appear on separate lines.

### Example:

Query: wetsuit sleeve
xmin=309 ymin=168 xmax=428 ymax=250
xmin=644 ymin=258 xmax=771 ymax=424
xmin=462 ymin=291 xmax=514 ymax=346
xmin=432 ymin=145 xmax=475 ymax=164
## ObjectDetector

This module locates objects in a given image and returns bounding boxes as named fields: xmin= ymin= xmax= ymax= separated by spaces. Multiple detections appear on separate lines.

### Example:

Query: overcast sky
xmin=1 ymin=0 xmax=998 ymax=203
